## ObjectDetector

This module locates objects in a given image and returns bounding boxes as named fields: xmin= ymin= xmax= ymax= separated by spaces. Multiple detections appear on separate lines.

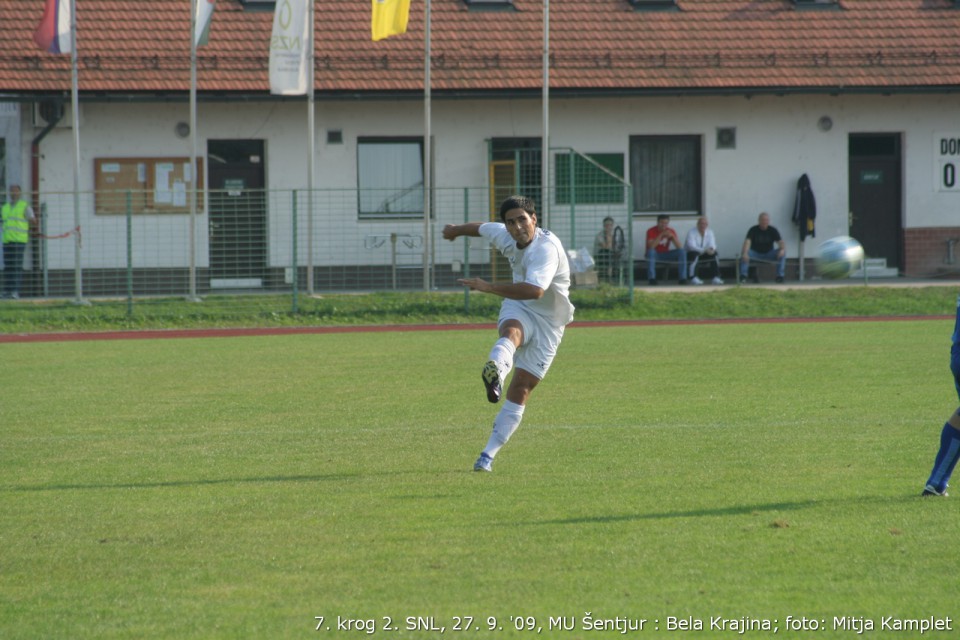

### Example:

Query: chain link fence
xmin=3 ymin=150 xmax=635 ymax=322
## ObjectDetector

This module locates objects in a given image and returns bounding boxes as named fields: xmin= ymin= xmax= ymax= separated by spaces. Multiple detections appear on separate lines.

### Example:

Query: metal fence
xmin=4 ymin=152 xmax=635 ymax=319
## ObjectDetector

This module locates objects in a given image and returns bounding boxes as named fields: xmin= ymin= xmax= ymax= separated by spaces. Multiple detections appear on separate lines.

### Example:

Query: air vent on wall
xmin=33 ymin=100 xmax=80 ymax=129
xmin=716 ymin=127 xmax=736 ymax=150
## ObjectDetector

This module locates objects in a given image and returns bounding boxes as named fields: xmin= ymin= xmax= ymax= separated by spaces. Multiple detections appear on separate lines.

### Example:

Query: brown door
xmin=848 ymin=134 xmax=902 ymax=271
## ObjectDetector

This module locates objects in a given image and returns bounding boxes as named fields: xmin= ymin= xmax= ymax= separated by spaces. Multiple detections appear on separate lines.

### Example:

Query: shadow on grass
xmin=527 ymin=500 xmax=821 ymax=526
xmin=6 ymin=473 xmax=359 ymax=492
xmin=526 ymin=494 xmax=926 ymax=526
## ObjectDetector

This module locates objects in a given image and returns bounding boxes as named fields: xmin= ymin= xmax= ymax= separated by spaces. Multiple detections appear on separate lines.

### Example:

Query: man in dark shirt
xmin=739 ymin=212 xmax=786 ymax=283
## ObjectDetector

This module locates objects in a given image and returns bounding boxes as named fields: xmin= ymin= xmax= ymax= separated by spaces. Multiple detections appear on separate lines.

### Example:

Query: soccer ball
xmin=816 ymin=236 xmax=865 ymax=279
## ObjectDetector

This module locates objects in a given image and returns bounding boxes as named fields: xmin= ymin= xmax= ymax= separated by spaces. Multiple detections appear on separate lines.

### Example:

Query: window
xmin=791 ymin=0 xmax=839 ymax=8
xmin=463 ymin=0 xmax=515 ymax=9
xmin=555 ymin=152 xmax=625 ymax=205
xmin=357 ymin=138 xmax=424 ymax=219
xmin=628 ymin=0 xmax=679 ymax=11
xmin=0 ymin=139 xmax=6 ymax=201
xmin=238 ymin=0 xmax=276 ymax=10
xmin=490 ymin=137 xmax=542 ymax=200
xmin=629 ymin=135 xmax=701 ymax=215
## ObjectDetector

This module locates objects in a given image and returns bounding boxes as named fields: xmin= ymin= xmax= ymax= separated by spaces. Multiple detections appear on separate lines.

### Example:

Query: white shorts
xmin=498 ymin=299 xmax=566 ymax=380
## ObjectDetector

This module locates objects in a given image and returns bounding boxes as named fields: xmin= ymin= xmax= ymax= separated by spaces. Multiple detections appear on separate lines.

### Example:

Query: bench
xmin=736 ymin=254 xmax=794 ymax=282
xmin=630 ymin=255 xmax=801 ymax=285
xmin=633 ymin=258 xmax=687 ymax=283
xmin=635 ymin=255 xmax=738 ymax=284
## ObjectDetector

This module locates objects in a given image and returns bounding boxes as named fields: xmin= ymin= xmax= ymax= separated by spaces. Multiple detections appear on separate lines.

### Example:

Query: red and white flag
xmin=33 ymin=0 xmax=72 ymax=54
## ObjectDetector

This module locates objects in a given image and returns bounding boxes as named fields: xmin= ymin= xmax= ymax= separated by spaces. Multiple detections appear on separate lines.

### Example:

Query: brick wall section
xmin=904 ymin=227 xmax=960 ymax=277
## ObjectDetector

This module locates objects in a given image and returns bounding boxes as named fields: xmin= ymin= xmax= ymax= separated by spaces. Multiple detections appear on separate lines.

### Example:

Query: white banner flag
xmin=269 ymin=0 xmax=310 ymax=96
xmin=195 ymin=0 xmax=217 ymax=48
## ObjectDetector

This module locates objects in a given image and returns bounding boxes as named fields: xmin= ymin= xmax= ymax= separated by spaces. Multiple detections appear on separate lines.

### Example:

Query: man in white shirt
xmin=684 ymin=216 xmax=724 ymax=285
xmin=442 ymin=195 xmax=575 ymax=472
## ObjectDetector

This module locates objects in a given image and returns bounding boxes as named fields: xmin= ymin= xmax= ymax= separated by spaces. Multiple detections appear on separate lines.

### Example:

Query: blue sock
xmin=926 ymin=423 xmax=960 ymax=492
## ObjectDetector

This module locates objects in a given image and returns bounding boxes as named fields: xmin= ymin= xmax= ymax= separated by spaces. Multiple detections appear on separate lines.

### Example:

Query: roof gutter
xmin=10 ymin=83 xmax=960 ymax=104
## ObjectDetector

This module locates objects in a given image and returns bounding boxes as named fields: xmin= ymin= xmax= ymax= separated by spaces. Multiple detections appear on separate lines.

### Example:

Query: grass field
xmin=0 ymin=284 xmax=956 ymax=332
xmin=2 ymin=318 xmax=959 ymax=639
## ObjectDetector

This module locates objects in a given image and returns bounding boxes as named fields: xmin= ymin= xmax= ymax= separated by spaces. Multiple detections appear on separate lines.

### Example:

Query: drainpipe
xmin=946 ymin=238 xmax=959 ymax=266
xmin=31 ymin=100 xmax=64 ymax=297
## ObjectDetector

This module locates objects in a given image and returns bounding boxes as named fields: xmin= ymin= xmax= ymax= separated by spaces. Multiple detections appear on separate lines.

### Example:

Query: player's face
xmin=503 ymin=208 xmax=537 ymax=248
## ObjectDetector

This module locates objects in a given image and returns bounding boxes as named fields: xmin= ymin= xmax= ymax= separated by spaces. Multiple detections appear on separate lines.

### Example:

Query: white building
xmin=3 ymin=0 xmax=960 ymax=293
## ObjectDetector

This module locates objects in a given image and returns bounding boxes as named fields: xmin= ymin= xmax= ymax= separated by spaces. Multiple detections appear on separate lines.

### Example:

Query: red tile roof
xmin=2 ymin=0 xmax=960 ymax=96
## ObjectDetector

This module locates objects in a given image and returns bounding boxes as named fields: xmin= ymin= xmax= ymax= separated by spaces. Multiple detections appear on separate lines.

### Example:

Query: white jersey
xmin=479 ymin=222 xmax=575 ymax=327
xmin=684 ymin=227 xmax=718 ymax=254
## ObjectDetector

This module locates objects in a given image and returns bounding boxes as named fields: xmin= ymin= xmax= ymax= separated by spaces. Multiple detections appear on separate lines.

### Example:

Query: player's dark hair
xmin=657 ymin=214 xmax=670 ymax=222
xmin=499 ymin=195 xmax=537 ymax=221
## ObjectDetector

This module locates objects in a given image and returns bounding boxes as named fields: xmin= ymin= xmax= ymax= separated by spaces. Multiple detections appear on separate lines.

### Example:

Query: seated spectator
xmin=684 ymin=216 xmax=724 ymax=285
xmin=594 ymin=216 xmax=615 ymax=282
xmin=646 ymin=214 xmax=687 ymax=285
xmin=740 ymin=211 xmax=786 ymax=283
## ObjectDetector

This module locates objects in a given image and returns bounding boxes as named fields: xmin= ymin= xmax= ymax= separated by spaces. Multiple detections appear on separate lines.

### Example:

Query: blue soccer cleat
xmin=473 ymin=453 xmax=493 ymax=472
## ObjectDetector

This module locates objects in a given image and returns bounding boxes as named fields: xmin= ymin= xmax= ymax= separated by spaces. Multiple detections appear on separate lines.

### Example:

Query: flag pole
xmin=307 ymin=0 xmax=315 ymax=295
xmin=188 ymin=0 xmax=199 ymax=301
xmin=423 ymin=0 xmax=431 ymax=291
xmin=541 ymin=0 xmax=549 ymax=228
xmin=70 ymin=0 xmax=84 ymax=304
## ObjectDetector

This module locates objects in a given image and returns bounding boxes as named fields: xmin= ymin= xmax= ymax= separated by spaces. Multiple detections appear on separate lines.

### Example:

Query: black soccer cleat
xmin=482 ymin=360 xmax=502 ymax=403
xmin=922 ymin=484 xmax=948 ymax=497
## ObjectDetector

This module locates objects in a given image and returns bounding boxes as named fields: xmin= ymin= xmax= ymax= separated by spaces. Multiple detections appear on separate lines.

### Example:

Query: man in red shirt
xmin=645 ymin=214 xmax=687 ymax=285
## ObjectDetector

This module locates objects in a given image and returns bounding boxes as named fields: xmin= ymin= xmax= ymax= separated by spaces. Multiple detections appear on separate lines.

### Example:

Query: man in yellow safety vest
xmin=2 ymin=184 xmax=36 ymax=299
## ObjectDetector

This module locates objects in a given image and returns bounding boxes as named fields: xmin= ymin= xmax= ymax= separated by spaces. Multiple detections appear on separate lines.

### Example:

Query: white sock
xmin=488 ymin=337 xmax=516 ymax=381
xmin=483 ymin=400 xmax=525 ymax=459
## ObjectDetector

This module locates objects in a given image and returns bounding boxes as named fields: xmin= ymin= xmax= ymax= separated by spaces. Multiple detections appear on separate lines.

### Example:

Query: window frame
xmin=357 ymin=136 xmax=425 ymax=220
xmin=629 ymin=134 xmax=702 ymax=217
xmin=554 ymin=152 xmax=626 ymax=206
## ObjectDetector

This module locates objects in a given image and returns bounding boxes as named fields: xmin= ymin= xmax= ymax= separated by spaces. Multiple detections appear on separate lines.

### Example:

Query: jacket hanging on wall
xmin=792 ymin=173 xmax=816 ymax=240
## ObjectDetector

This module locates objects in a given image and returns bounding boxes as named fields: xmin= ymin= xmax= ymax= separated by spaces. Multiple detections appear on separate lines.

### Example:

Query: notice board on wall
xmin=94 ymin=157 xmax=204 ymax=215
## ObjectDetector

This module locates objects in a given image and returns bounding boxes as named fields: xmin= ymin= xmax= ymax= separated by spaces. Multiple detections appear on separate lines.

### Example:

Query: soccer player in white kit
xmin=442 ymin=196 xmax=575 ymax=472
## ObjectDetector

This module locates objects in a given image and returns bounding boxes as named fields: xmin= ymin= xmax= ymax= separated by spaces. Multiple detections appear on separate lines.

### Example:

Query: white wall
xmin=19 ymin=92 xmax=960 ymax=270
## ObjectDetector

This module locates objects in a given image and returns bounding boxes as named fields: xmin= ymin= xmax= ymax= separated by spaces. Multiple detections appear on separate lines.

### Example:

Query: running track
xmin=0 ymin=315 xmax=951 ymax=344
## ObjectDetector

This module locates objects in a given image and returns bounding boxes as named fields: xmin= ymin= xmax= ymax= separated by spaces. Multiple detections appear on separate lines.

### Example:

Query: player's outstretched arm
xmin=457 ymin=278 xmax=544 ymax=301
xmin=443 ymin=223 xmax=484 ymax=241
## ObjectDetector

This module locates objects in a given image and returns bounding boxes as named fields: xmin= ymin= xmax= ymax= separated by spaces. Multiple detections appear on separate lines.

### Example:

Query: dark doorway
xmin=848 ymin=134 xmax=902 ymax=272
xmin=207 ymin=139 xmax=267 ymax=286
